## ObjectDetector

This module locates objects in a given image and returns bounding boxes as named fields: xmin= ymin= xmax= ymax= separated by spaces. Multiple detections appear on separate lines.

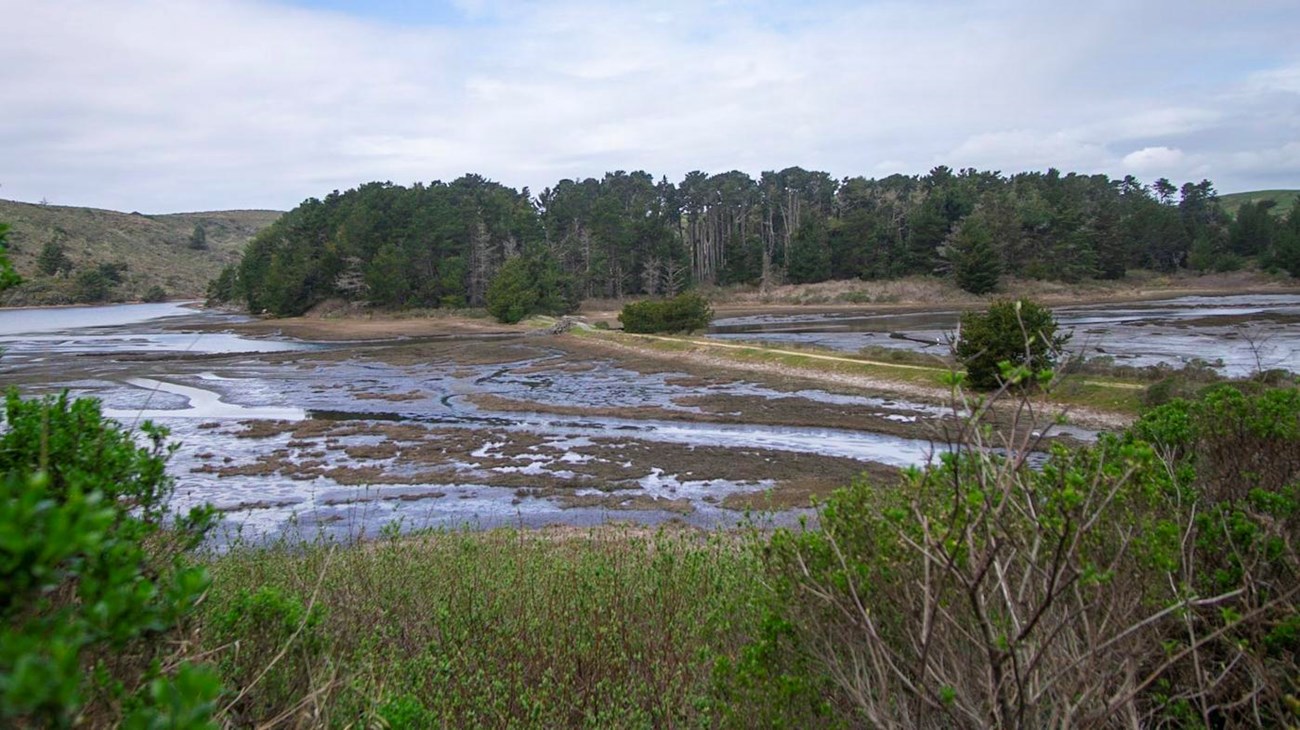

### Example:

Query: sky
xmin=1 ymin=0 xmax=1298 ymax=213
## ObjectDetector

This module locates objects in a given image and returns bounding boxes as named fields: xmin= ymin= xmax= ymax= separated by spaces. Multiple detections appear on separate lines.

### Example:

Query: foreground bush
xmin=0 ymin=391 xmax=220 ymax=727
xmin=763 ymin=383 xmax=1300 ymax=728
xmin=954 ymin=298 xmax=1069 ymax=390
xmin=618 ymin=292 xmax=713 ymax=334
xmin=201 ymin=527 xmax=801 ymax=727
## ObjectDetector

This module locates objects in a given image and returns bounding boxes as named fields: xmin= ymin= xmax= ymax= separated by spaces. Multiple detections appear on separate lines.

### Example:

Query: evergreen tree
xmin=1228 ymin=201 xmax=1277 ymax=256
xmin=1268 ymin=201 xmax=1300 ymax=277
xmin=0 ymin=222 xmax=20 ymax=292
xmin=485 ymin=251 xmax=578 ymax=324
xmin=949 ymin=218 xmax=1001 ymax=294
xmin=786 ymin=218 xmax=831 ymax=284
xmin=365 ymin=243 xmax=412 ymax=308
xmin=37 ymin=241 xmax=72 ymax=277
xmin=224 ymin=167 xmax=1239 ymax=313
xmin=1091 ymin=206 xmax=1127 ymax=279
xmin=206 ymin=265 xmax=239 ymax=304
xmin=485 ymin=256 xmax=535 ymax=324
xmin=188 ymin=222 xmax=208 ymax=250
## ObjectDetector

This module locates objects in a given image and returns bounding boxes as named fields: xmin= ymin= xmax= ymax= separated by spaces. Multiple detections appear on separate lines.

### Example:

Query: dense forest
xmin=212 ymin=167 xmax=1300 ymax=316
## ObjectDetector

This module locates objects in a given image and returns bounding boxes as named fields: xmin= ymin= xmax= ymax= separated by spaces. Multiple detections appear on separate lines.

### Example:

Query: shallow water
xmin=0 ymin=301 xmax=200 ymax=335
xmin=710 ymin=294 xmax=1300 ymax=377
xmin=3 ymin=302 xmax=972 ymax=540
xmin=89 ymin=358 xmax=945 ymax=541
xmin=0 ymin=301 xmax=323 ymax=363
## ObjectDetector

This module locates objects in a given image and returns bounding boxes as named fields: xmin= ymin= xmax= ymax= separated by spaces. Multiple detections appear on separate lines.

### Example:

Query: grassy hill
xmin=1219 ymin=189 xmax=1299 ymax=218
xmin=0 ymin=199 xmax=280 ymax=305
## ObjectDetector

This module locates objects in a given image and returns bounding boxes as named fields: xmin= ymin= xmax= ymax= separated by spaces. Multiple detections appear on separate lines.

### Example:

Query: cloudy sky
xmin=2 ymin=0 xmax=1298 ymax=213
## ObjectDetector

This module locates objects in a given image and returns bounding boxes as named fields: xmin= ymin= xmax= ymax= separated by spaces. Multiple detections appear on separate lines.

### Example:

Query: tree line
xmin=210 ymin=167 xmax=1300 ymax=316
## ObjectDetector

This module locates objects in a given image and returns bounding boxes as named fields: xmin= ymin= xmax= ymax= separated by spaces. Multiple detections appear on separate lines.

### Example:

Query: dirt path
xmin=568 ymin=331 xmax=1134 ymax=431
xmin=642 ymin=334 xmax=944 ymax=372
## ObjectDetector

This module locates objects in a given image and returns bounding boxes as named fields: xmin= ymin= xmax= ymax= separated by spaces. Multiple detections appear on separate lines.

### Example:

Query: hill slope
xmin=1219 ymin=189 xmax=1299 ymax=218
xmin=0 ymin=199 xmax=280 ymax=305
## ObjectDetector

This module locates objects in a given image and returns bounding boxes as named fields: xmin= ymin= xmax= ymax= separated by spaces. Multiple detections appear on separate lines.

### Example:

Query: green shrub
xmin=1126 ymin=385 xmax=1300 ymax=720
xmin=72 ymin=268 xmax=113 ymax=303
xmin=618 ymin=292 xmax=713 ymax=334
xmin=142 ymin=284 xmax=168 ymax=303
xmin=764 ymin=434 xmax=1182 ymax=726
xmin=953 ymin=298 xmax=1069 ymax=390
xmin=763 ymin=383 xmax=1300 ymax=727
xmin=1143 ymin=375 xmax=1203 ymax=408
xmin=209 ymin=586 xmax=328 ymax=724
xmin=0 ymin=222 xmax=20 ymax=292
xmin=201 ymin=527 xmax=786 ymax=727
xmin=1135 ymin=383 xmax=1300 ymax=499
xmin=0 ymin=391 xmax=220 ymax=727
xmin=377 ymin=694 xmax=437 ymax=729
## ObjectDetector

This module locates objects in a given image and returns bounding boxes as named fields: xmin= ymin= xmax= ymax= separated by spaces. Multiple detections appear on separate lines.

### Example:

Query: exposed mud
xmin=464 ymin=391 xmax=947 ymax=441
xmin=10 ymin=293 xmax=1277 ymax=542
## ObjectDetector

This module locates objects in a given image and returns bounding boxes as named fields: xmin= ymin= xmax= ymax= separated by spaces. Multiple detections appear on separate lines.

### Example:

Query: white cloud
xmin=1245 ymin=64 xmax=1300 ymax=95
xmin=1225 ymin=142 xmax=1300 ymax=176
xmin=1085 ymin=107 xmax=1224 ymax=142
xmin=0 ymin=0 xmax=1297 ymax=211
xmin=950 ymin=130 xmax=1111 ymax=172
xmin=1122 ymin=146 xmax=1187 ymax=173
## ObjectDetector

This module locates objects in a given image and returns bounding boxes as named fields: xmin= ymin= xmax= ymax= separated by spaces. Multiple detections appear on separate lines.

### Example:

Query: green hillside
xmin=1219 ymin=189 xmax=1299 ymax=218
xmin=0 ymin=199 xmax=280 ymax=305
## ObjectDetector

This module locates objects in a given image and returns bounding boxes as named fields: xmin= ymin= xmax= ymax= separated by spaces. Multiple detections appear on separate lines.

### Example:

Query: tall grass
xmin=201 ymin=526 xmax=782 ymax=728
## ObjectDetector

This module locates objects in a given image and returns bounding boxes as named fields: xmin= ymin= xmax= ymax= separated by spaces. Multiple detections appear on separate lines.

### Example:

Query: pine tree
xmin=0 ymin=222 xmax=20 ymax=292
xmin=951 ymin=218 xmax=1001 ymax=294
xmin=188 ymin=223 xmax=208 ymax=250
xmin=37 ymin=241 xmax=72 ymax=277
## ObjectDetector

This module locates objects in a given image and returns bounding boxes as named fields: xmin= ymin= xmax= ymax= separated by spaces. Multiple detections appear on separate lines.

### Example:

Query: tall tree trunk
xmin=762 ymin=205 xmax=776 ymax=292
xmin=468 ymin=216 xmax=490 ymax=306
